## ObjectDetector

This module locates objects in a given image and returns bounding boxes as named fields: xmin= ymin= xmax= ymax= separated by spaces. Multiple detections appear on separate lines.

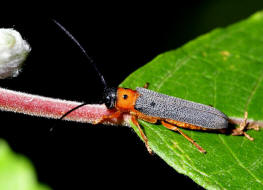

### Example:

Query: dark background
xmin=1 ymin=1 xmax=263 ymax=189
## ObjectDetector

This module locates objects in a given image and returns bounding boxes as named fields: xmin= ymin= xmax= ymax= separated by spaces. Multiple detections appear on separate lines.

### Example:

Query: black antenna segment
xmin=53 ymin=19 xmax=107 ymax=89
xmin=52 ymin=19 xmax=108 ymax=122
xmin=59 ymin=102 xmax=88 ymax=121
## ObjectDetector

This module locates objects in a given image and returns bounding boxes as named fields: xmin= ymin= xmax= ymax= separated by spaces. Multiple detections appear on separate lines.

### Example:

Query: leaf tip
xmin=250 ymin=11 xmax=263 ymax=21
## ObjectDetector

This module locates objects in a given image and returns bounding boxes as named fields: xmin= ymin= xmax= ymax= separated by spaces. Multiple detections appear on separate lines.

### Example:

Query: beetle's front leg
xmin=93 ymin=110 xmax=122 ymax=124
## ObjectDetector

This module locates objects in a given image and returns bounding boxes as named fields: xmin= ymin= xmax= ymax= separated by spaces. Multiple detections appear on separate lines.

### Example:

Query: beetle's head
xmin=103 ymin=87 xmax=117 ymax=109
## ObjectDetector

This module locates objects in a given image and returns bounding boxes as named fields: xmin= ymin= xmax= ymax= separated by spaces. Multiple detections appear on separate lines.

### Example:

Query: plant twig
xmin=0 ymin=87 xmax=131 ymax=126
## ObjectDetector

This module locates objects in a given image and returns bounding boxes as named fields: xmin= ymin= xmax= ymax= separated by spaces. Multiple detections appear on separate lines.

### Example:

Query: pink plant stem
xmin=0 ymin=87 xmax=131 ymax=126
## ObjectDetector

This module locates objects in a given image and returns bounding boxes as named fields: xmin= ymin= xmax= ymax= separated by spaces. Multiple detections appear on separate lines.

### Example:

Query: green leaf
xmin=120 ymin=11 xmax=263 ymax=190
xmin=0 ymin=139 xmax=51 ymax=190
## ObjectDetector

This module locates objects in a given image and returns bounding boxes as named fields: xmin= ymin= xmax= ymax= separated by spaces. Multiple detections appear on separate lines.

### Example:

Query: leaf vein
xmin=149 ymin=126 xmax=227 ymax=189
xmin=244 ymin=70 xmax=263 ymax=112
xmin=218 ymin=135 xmax=263 ymax=185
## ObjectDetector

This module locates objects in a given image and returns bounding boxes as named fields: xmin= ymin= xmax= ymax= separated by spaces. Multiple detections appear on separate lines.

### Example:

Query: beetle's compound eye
xmin=123 ymin=94 xmax=128 ymax=100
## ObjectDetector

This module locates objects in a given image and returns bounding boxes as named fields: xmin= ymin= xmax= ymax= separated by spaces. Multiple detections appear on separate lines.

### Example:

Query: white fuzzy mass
xmin=0 ymin=29 xmax=31 ymax=79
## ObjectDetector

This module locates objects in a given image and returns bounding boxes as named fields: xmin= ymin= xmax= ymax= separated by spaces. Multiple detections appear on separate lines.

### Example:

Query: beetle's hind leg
xmin=131 ymin=115 xmax=152 ymax=154
xmin=161 ymin=121 xmax=206 ymax=153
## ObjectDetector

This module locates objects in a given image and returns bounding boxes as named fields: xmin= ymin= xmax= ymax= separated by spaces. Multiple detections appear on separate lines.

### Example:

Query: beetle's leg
xmin=161 ymin=121 xmax=206 ymax=153
xmin=131 ymin=115 xmax=152 ymax=154
xmin=143 ymin=82 xmax=149 ymax=89
xmin=93 ymin=110 xmax=122 ymax=124
xmin=231 ymin=111 xmax=254 ymax=141
xmin=247 ymin=123 xmax=260 ymax=131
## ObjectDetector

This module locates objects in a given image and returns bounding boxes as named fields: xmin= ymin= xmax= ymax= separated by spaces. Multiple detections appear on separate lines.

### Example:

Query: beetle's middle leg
xmin=131 ymin=115 xmax=152 ymax=154
xmin=161 ymin=121 xmax=206 ymax=153
xmin=143 ymin=82 xmax=149 ymax=89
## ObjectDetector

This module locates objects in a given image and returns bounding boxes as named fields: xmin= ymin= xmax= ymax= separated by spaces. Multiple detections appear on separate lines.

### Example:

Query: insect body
xmin=54 ymin=20 xmax=253 ymax=154
xmin=99 ymin=86 xmax=229 ymax=153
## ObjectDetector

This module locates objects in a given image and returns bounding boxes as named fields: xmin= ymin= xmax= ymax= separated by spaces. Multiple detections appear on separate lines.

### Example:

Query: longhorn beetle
xmin=53 ymin=20 xmax=254 ymax=154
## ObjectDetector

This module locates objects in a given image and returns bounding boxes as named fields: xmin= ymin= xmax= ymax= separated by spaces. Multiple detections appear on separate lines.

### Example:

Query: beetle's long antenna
xmin=53 ymin=19 xmax=107 ymax=89
xmin=59 ymin=102 xmax=88 ymax=121
xmin=48 ymin=102 xmax=89 ymax=130
xmin=52 ymin=19 xmax=108 ymax=122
